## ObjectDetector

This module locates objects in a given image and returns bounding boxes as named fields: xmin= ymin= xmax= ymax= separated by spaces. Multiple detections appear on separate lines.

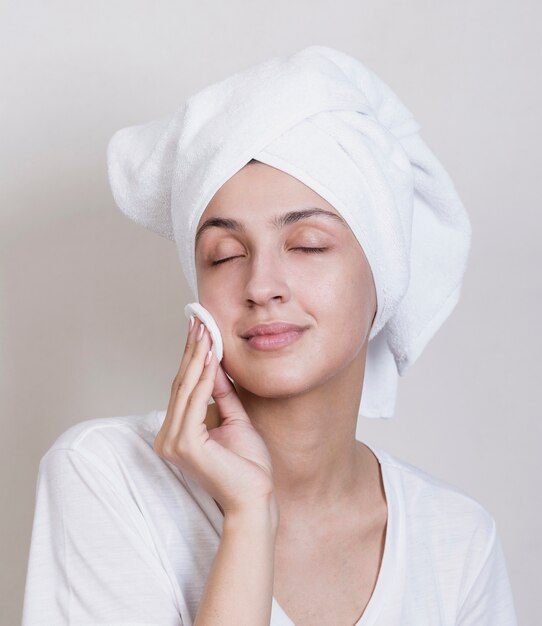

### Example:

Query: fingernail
xmin=189 ymin=315 xmax=195 ymax=332
xmin=204 ymin=349 xmax=213 ymax=366
xmin=197 ymin=323 xmax=206 ymax=341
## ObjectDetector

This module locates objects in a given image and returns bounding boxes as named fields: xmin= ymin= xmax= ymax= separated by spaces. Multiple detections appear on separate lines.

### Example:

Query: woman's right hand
xmin=153 ymin=315 xmax=278 ymax=520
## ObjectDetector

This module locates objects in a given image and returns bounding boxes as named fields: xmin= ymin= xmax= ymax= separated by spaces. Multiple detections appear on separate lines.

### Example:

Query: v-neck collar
xmin=170 ymin=424 xmax=402 ymax=626
xmin=268 ymin=441 xmax=401 ymax=626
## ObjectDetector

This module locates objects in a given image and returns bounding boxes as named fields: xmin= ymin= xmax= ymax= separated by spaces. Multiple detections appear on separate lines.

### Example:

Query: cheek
xmin=196 ymin=290 xmax=234 ymax=350
xmin=302 ymin=258 xmax=373 ymax=343
xmin=300 ymin=257 xmax=360 ymax=310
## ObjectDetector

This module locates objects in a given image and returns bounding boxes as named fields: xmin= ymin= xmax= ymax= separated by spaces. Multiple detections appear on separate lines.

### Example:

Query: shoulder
xmin=369 ymin=446 xmax=516 ymax=621
xmin=373 ymin=444 xmax=497 ymax=554
xmin=45 ymin=408 xmax=161 ymax=451
xmin=376 ymin=444 xmax=495 ymax=522
xmin=38 ymin=409 xmax=166 ymax=485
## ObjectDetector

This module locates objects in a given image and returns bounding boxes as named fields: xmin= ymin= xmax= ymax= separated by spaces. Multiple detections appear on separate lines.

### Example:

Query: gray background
xmin=2 ymin=1 xmax=539 ymax=624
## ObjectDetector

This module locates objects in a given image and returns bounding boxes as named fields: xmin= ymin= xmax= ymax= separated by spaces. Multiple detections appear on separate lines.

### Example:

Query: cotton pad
xmin=184 ymin=302 xmax=224 ymax=363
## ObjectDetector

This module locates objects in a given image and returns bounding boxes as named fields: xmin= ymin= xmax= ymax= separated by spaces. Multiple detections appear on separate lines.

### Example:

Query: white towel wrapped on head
xmin=106 ymin=45 xmax=472 ymax=427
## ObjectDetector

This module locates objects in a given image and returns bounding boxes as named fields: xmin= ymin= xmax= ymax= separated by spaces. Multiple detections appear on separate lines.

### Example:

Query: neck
xmin=233 ymin=346 xmax=371 ymax=516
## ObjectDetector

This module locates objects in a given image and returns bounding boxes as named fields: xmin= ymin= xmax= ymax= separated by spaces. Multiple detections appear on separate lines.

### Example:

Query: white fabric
xmin=22 ymin=410 xmax=517 ymax=625
xmin=106 ymin=45 xmax=472 ymax=420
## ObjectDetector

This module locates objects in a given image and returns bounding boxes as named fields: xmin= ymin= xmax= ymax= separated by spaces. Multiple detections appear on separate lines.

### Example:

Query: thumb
xmin=211 ymin=361 xmax=252 ymax=425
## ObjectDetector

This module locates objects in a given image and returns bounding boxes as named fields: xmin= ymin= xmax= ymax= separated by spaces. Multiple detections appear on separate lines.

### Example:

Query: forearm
xmin=193 ymin=496 xmax=279 ymax=626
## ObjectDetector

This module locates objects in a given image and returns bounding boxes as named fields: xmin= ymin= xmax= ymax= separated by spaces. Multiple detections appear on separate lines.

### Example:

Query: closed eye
xmin=210 ymin=255 xmax=241 ymax=266
xmin=210 ymin=247 xmax=327 ymax=266
xmin=295 ymin=247 xmax=327 ymax=254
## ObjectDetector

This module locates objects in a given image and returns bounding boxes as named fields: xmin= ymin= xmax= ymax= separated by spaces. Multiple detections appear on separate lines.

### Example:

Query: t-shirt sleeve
xmin=455 ymin=517 xmax=518 ymax=626
xmin=22 ymin=447 xmax=184 ymax=626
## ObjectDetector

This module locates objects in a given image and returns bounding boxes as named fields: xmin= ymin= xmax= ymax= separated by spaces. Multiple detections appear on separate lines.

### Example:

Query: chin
xmin=225 ymin=359 xmax=321 ymax=398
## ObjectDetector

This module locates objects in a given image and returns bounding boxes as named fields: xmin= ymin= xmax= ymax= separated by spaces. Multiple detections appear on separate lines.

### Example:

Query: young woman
xmin=22 ymin=46 xmax=517 ymax=625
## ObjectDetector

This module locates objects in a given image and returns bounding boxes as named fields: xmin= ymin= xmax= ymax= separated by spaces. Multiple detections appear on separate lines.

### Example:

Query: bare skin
xmin=203 ymin=403 xmax=387 ymax=626
xmin=154 ymin=313 xmax=280 ymax=626
xmin=195 ymin=161 xmax=387 ymax=625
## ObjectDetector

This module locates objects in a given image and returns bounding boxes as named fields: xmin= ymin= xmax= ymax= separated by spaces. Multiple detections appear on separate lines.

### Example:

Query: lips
xmin=241 ymin=321 xmax=308 ymax=339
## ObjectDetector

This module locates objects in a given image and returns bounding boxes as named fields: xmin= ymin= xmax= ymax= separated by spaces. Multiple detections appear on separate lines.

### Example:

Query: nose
xmin=241 ymin=250 xmax=291 ymax=307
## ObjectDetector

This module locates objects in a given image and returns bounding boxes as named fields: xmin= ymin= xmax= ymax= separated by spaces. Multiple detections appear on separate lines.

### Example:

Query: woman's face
xmin=194 ymin=161 xmax=377 ymax=398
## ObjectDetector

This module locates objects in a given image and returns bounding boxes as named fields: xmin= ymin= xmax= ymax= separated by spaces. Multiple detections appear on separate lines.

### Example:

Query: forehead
xmin=195 ymin=163 xmax=348 ymax=247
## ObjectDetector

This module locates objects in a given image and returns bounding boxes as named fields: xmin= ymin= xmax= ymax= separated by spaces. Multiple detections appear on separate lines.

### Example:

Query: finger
xmin=173 ymin=315 xmax=202 ymax=388
xmin=181 ymin=347 xmax=220 ymax=436
xmin=160 ymin=317 xmax=209 ymax=437
xmin=165 ymin=322 xmax=213 ymax=435
xmin=167 ymin=316 xmax=208 ymax=413
xmin=164 ymin=315 xmax=199 ymax=424
xmin=211 ymin=361 xmax=253 ymax=426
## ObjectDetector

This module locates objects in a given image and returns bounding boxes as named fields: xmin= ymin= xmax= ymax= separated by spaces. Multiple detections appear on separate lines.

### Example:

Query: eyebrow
xmin=195 ymin=207 xmax=347 ymax=248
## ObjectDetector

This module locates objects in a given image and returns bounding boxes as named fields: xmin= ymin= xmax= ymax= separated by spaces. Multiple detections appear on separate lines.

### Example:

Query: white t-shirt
xmin=22 ymin=409 xmax=518 ymax=626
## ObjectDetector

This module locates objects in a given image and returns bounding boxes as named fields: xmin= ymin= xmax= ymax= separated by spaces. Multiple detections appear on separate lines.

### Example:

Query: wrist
xmin=223 ymin=493 xmax=280 ymax=534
